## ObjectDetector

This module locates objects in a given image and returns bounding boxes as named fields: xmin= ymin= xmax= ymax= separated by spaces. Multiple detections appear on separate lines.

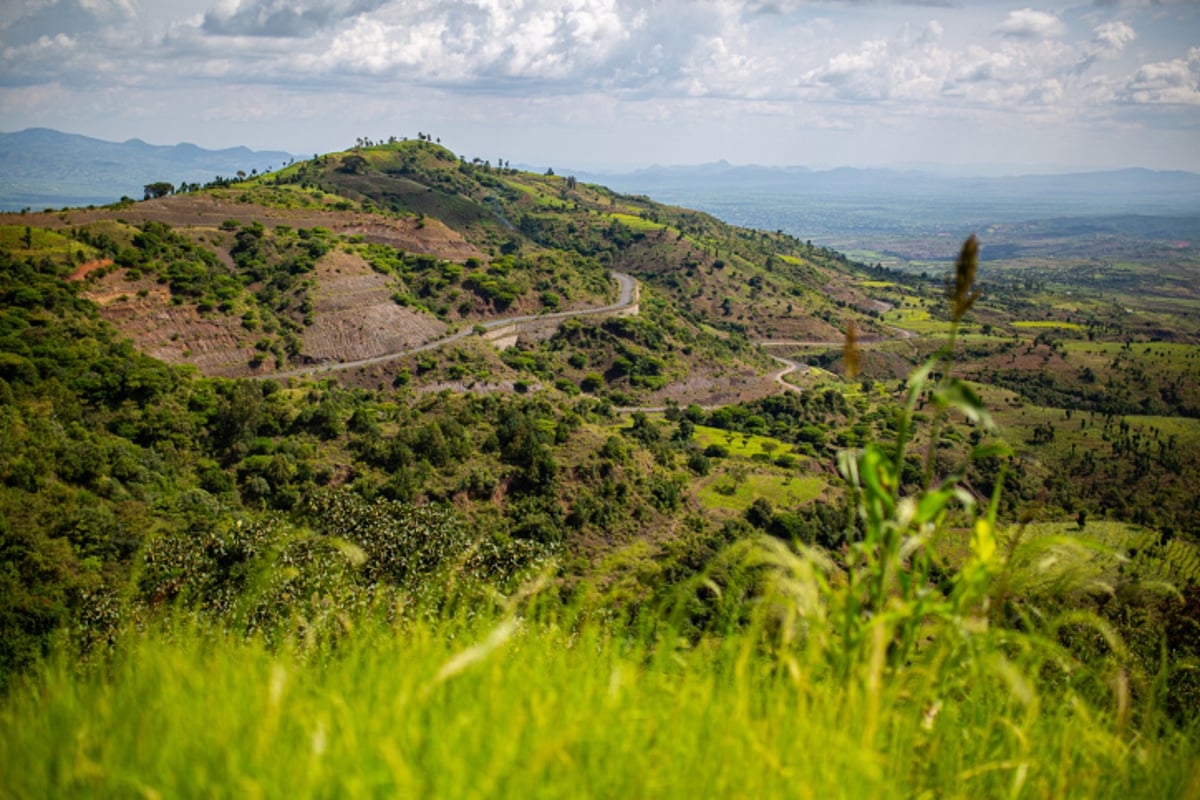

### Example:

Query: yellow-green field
xmin=0 ymin=225 xmax=98 ymax=263
xmin=692 ymin=425 xmax=794 ymax=459
xmin=698 ymin=471 xmax=825 ymax=512
xmin=1126 ymin=415 xmax=1200 ymax=444
xmin=607 ymin=212 xmax=669 ymax=234
xmin=502 ymin=180 xmax=571 ymax=209
xmin=880 ymin=307 xmax=961 ymax=336
xmin=1011 ymin=320 xmax=1086 ymax=331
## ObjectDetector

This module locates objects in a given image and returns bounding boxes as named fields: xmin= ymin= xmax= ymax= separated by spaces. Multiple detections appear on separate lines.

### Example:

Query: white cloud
xmin=994 ymin=8 xmax=1066 ymax=40
xmin=1092 ymin=20 xmax=1135 ymax=55
xmin=1074 ymin=19 xmax=1136 ymax=73
xmin=0 ymin=1 xmax=57 ymax=30
xmin=1 ymin=1 xmax=1198 ymax=170
xmin=292 ymin=0 xmax=642 ymax=83
xmin=77 ymin=0 xmax=134 ymax=13
xmin=202 ymin=0 xmax=389 ymax=38
xmin=2 ymin=32 xmax=77 ymax=76
xmin=1122 ymin=47 xmax=1200 ymax=105
xmin=800 ymin=17 xmax=1083 ymax=112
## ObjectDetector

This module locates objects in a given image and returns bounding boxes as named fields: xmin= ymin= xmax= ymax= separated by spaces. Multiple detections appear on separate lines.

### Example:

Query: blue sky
xmin=1 ymin=1 xmax=1198 ymax=172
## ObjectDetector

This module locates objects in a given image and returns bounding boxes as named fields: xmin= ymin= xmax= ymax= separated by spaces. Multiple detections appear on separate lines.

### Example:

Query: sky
xmin=1 ymin=0 xmax=1198 ymax=173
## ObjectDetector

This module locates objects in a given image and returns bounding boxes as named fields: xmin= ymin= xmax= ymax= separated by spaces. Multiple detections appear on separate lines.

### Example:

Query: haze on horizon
xmin=1 ymin=0 xmax=1198 ymax=175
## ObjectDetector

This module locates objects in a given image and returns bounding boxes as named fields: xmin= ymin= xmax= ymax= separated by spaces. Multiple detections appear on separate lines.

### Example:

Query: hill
xmin=0 ymin=128 xmax=295 ymax=211
xmin=6 ymin=138 xmax=892 ymax=405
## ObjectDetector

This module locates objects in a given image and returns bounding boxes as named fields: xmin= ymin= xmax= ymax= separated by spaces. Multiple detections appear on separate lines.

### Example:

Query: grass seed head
xmin=948 ymin=234 xmax=982 ymax=322
xmin=843 ymin=319 xmax=860 ymax=379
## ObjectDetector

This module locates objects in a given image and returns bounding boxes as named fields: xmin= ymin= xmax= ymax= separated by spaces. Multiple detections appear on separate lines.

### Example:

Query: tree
xmin=143 ymin=182 xmax=174 ymax=200
xmin=339 ymin=155 xmax=369 ymax=175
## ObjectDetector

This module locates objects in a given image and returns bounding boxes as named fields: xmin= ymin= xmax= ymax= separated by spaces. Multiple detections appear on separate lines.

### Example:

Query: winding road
xmin=259 ymin=272 xmax=638 ymax=380
xmin=258 ymin=269 xmax=917 ymax=414
xmin=768 ymin=355 xmax=807 ymax=393
xmin=758 ymin=322 xmax=918 ymax=393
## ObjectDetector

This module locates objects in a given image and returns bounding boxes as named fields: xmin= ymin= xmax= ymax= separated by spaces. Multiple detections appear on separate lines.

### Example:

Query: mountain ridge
xmin=0 ymin=127 xmax=295 ymax=211
xmin=570 ymin=161 xmax=1200 ymax=199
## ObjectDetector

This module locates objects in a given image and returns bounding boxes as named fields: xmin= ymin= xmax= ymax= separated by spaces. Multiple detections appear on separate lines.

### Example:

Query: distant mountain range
xmin=574 ymin=160 xmax=1200 ymax=205
xmin=568 ymin=161 xmax=1200 ymax=241
xmin=0 ymin=128 xmax=295 ymax=211
xmin=5 ymin=127 xmax=1199 ymax=232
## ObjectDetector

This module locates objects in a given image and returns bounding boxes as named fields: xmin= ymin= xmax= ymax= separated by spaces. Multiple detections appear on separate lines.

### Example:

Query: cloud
xmin=290 ymin=0 xmax=648 ymax=86
xmin=2 ymin=0 xmax=1198 ymax=172
xmin=1074 ymin=19 xmax=1136 ymax=73
xmin=749 ymin=0 xmax=959 ymax=11
xmin=798 ymin=21 xmax=957 ymax=103
xmin=1122 ymin=47 xmax=1200 ymax=106
xmin=1093 ymin=20 xmax=1136 ymax=54
xmin=0 ymin=0 xmax=132 ymax=44
xmin=2 ymin=31 xmax=76 ymax=57
xmin=1093 ymin=0 xmax=1192 ymax=6
xmin=77 ymin=0 xmax=134 ymax=13
xmin=202 ymin=0 xmax=389 ymax=38
xmin=1 ymin=28 xmax=82 ymax=86
xmin=994 ymin=9 xmax=1066 ymax=40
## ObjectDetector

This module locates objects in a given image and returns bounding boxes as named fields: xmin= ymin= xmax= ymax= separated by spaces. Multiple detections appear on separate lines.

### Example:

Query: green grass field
xmin=692 ymin=425 xmax=794 ymax=459
xmin=982 ymin=519 xmax=1200 ymax=589
xmin=880 ymin=307 xmax=961 ymax=336
xmin=698 ymin=470 xmax=825 ymax=513
xmin=2 ymin=606 xmax=1196 ymax=800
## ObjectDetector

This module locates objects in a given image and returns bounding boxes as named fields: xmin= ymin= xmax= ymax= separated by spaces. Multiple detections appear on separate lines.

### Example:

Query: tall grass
xmin=2 ymin=611 xmax=1196 ymax=799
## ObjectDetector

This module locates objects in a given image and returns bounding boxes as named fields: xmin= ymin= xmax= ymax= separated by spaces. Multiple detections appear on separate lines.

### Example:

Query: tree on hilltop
xmin=143 ymin=182 xmax=174 ymax=200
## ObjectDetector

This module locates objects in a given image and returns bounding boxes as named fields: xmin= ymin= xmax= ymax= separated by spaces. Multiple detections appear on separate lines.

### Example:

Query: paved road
xmin=259 ymin=272 xmax=637 ymax=380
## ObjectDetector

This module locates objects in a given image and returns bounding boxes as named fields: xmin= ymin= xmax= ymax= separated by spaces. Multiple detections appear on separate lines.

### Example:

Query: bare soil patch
xmin=68 ymin=258 xmax=113 ymax=282
xmin=303 ymin=250 xmax=446 ymax=363
xmin=81 ymin=271 xmax=259 ymax=377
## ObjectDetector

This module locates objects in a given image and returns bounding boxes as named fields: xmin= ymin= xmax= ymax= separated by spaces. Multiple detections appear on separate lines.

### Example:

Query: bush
xmin=686 ymin=452 xmax=711 ymax=475
xmin=580 ymin=373 xmax=604 ymax=393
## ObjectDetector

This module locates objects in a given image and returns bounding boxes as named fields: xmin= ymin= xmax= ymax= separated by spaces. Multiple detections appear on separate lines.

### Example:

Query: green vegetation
xmin=3 ymin=596 xmax=1197 ymax=799
xmin=1 ymin=142 xmax=1199 ymax=796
